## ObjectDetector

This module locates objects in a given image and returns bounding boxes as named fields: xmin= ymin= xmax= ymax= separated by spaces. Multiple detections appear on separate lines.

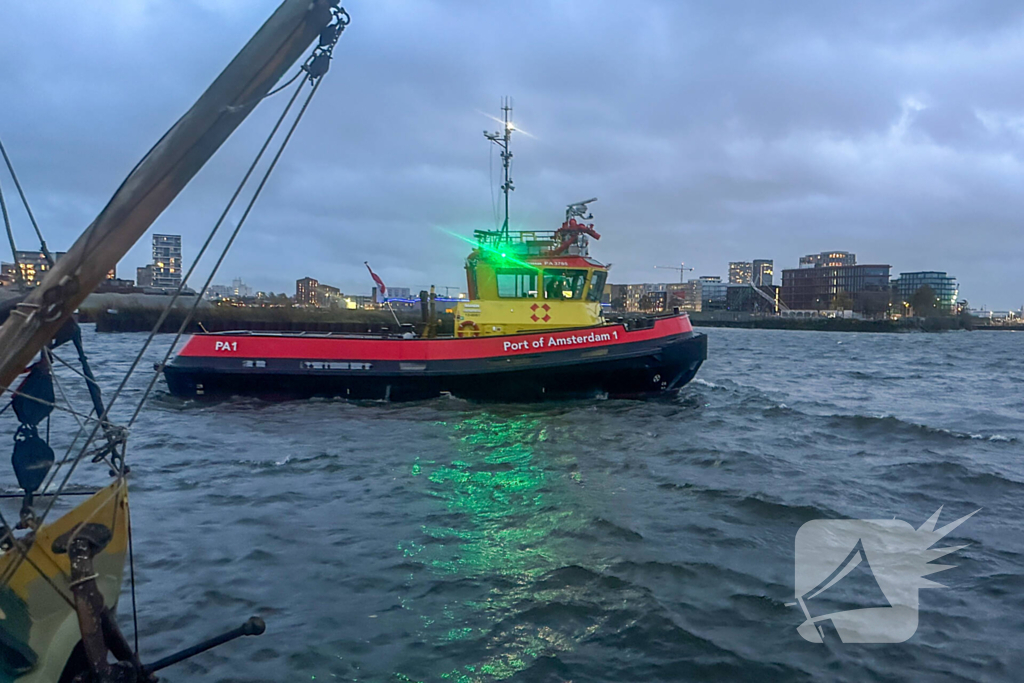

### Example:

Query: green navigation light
xmin=436 ymin=226 xmax=540 ymax=271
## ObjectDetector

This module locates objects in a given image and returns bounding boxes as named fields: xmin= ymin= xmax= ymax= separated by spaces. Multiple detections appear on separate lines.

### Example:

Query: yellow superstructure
xmin=454 ymin=225 xmax=609 ymax=338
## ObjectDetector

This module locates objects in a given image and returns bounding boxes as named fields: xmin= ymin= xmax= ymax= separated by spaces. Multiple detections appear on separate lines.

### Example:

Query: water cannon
xmin=566 ymin=197 xmax=597 ymax=221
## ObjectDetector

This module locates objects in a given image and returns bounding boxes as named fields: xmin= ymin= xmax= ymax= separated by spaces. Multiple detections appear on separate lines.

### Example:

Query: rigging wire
xmin=103 ymin=76 xmax=307 ymax=434
xmin=0 ymin=77 xmax=311 ymax=590
xmin=0 ymin=5 xmax=349 ymax=650
xmin=0 ymin=137 xmax=52 ymax=263
xmin=1 ymin=67 xmax=327 ymax=602
xmin=115 ymin=72 xmax=315 ymax=660
xmin=0 ymin=177 xmax=24 ymax=285
xmin=130 ymin=76 xmax=325 ymax=430
xmin=4 ymin=383 xmax=107 ymax=427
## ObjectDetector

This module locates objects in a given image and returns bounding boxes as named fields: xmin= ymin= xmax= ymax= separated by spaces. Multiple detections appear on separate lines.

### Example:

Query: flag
xmin=364 ymin=261 xmax=386 ymax=297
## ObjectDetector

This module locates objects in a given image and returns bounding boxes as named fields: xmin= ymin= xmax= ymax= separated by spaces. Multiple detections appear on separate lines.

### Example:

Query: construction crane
xmin=654 ymin=263 xmax=694 ymax=283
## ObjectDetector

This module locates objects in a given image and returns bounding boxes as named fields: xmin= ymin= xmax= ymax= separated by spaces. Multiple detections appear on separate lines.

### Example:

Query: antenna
xmin=484 ymin=97 xmax=515 ymax=242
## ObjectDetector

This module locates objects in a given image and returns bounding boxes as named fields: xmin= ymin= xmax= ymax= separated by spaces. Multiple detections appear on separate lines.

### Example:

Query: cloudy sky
xmin=2 ymin=1 xmax=1023 ymax=309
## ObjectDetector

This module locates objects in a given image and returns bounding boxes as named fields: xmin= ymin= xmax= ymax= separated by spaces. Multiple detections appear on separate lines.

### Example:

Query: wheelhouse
xmin=455 ymin=218 xmax=610 ymax=337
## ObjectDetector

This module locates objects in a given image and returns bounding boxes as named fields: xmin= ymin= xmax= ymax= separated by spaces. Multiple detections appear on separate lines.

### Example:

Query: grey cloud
xmin=2 ymin=0 xmax=1023 ymax=307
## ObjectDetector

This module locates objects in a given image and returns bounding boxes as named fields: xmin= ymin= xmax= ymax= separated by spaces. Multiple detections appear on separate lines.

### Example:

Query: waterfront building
xmin=1 ymin=251 xmax=114 ymax=286
xmin=231 ymin=277 xmax=253 ymax=299
xmin=317 ymin=284 xmax=345 ymax=307
xmin=753 ymin=259 xmax=774 ymax=287
xmin=799 ymin=251 xmax=856 ymax=269
xmin=781 ymin=264 xmax=890 ymax=311
xmin=204 ymin=284 xmax=233 ymax=300
xmin=95 ymin=277 xmax=138 ymax=294
xmin=699 ymin=276 xmax=728 ymax=310
xmin=136 ymin=264 xmax=154 ymax=288
xmin=667 ymin=280 xmax=701 ymax=312
xmin=387 ymin=286 xmax=412 ymax=300
xmin=607 ymin=283 xmax=673 ymax=312
xmin=728 ymin=261 xmax=752 ymax=284
xmin=891 ymin=271 xmax=959 ymax=314
xmin=295 ymin=277 xmax=319 ymax=306
xmin=344 ymin=295 xmax=374 ymax=310
xmin=151 ymin=234 xmax=182 ymax=289
xmin=10 ymin=251 xmax=51 ymax=284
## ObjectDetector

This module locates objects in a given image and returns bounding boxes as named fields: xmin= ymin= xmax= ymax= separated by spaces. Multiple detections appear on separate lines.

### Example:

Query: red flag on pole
xmin=364 ymin=261 xmax=386 ymax=297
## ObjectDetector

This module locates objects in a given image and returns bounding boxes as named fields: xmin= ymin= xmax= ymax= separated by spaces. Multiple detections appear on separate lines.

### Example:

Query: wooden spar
xmin=0 ymin=0 xmax=335 ymax=394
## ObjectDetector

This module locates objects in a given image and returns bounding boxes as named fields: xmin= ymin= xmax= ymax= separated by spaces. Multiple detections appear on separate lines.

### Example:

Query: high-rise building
xmin=728 ymin=261 xmax=752 ymax=284
xmin=799 ymin=251 xmax=856 ymax=269
xmin=781 ymin=264 xmax=890 ymax=311
xmin=892 ymin=272 xmax=959 ymax=314
xmin=753 ymin=259 xmax=774 ymax=287
xmin=150 ymin=234 xmax=182 ymax=289
xmin=296 ymin=277 xmax=319 ymax=306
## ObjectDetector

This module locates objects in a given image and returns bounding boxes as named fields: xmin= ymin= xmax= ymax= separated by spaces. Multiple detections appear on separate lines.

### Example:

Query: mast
xmin=0 ymin=0 xmax=336 ymax=394
xmin=484 ymin=97 xmax=515 ymax=242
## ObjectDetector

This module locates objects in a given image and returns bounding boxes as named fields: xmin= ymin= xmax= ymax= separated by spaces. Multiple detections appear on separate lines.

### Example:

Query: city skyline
xmin=3 ymin=2 xmax=1024 ymax=309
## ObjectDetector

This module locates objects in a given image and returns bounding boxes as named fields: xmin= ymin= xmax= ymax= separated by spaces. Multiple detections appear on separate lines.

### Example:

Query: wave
xmin=829 ymin=413 xmax=1019 ymax=443
xmin=876 ymin=460 xmax=1024 ymax=491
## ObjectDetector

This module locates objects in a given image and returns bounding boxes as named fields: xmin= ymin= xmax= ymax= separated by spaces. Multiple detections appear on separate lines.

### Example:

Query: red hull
xmin=165 ymin=314 xmax=706 ymax=401
xmin=176 ymin=315 xmax=694 ymax=362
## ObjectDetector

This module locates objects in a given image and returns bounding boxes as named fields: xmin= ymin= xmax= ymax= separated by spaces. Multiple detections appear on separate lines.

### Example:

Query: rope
xmin=265 ymin=68 xmax=303 ymax=98
xmin=0 ymin=137 xmax=52 ymax=263
xmin=5 ymin=382 xmax=109 ymax=427
xmin=49 ymin=350 xmax=102 ymax=391
xmin=128 ymin=503 xmax=140 ymax=656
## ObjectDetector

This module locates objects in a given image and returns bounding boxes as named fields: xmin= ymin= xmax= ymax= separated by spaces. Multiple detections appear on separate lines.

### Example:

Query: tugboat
xmin=163 ymin=105 xmax=707 ymax=401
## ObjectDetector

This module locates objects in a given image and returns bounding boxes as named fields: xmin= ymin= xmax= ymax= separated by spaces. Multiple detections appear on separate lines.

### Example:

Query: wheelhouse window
xmin=543 ymin=269 xmax=588 ymax=300
xmin=496 ymin=270 xmax=538 ymax=298
xmin=586 ymin=270 xmax=608 ymax=302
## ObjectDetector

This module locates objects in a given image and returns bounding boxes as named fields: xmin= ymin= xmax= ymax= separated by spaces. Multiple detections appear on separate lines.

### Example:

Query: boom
xmin=0 ymin=0 xmax=335 ymax=393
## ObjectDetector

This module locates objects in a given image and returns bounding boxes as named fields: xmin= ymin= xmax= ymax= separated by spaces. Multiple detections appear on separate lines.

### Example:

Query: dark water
xmin=14 ymin=326 xmax=1024 ymax=681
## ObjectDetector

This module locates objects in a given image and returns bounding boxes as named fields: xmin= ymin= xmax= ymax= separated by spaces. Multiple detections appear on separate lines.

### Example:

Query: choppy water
xmin=7 ymin=325 xmax=1024 ymax=682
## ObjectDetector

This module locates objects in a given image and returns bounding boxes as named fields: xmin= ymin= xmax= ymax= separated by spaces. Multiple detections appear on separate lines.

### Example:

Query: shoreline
xmin=688 ymin=316 xmax=1016 ymax=332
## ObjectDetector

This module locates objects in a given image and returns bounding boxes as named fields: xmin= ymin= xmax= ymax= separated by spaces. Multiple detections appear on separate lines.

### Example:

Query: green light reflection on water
xmin=397 ymin=413 xmax=584 ymax=682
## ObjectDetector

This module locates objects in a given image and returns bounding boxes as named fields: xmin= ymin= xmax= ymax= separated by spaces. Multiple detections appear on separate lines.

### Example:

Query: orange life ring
xmin=458 ymin=320 xmax=481 ymax=338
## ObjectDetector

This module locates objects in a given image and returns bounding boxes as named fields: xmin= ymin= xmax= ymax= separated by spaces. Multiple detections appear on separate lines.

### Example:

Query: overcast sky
xmin=2 ymin=1 xmax=1023 ymax=309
